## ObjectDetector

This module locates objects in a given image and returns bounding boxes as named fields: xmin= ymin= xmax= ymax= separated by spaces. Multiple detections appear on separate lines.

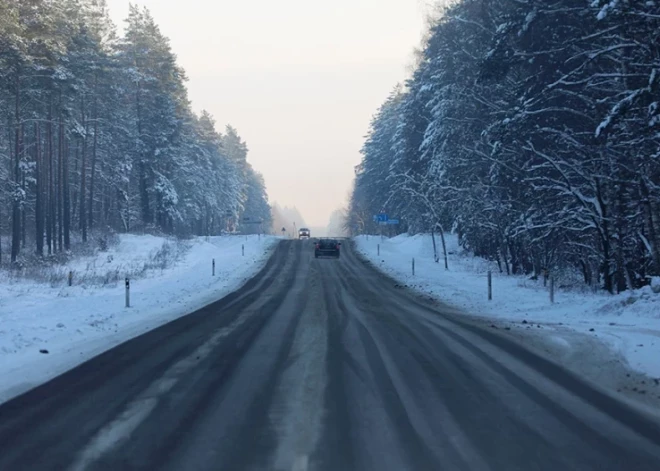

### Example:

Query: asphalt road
xmin=1 ymin=240 xmax=660 ymax=471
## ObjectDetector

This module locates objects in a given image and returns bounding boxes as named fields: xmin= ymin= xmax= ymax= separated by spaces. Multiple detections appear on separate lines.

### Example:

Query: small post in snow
xmin=550 ymin=275 xmax=555 ymax=304
xmin=68 ymin=271 xmax=73 ymax=287
xmin=242 ymin=244 xmax=245 ymax=256
xmin=377 ymin=244 xmax=380 ymax=256
xmin=125 ymin=278 xmax=131 ymax=308
xmin=488 ymin=271 xmax=493 ymax=301
xmin=212 ymin=258 xmax=216 ymax=277
xmin=412 ymin=258 xmax=415 ymax=276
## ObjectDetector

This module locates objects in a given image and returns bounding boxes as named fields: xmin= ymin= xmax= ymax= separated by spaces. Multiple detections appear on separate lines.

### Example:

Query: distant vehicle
xmin=298 ymin=228 xmax=311 ymax=239
xmin=315 ymin=238 xmax=341 ymax=258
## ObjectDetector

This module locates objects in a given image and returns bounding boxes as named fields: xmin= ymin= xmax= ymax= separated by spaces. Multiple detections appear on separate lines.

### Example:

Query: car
xmin=315 ymin=238 xmax=341 ymax=258
xmin=298 ymin=228 xmax=311 ymax=239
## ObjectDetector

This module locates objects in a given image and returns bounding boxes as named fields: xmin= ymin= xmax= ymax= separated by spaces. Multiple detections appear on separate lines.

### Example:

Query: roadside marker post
xmin=212 ymin=259 xmax=216 ymax=277
xmin=412 ymin=258 xmax=415 ymax=276
xmin=68 ymin=271 xmax=73 ymax=287
xmin=125 ymin=278 xmax=131 ymax=308
xmin=242 ymin=244 xmax=245 ymax=256
xmin=378 ymin=244 xmax=380 ymax=256
xmin=550 ymin=275 xmax=555 ymax=304
xmin=488 ymin=271 xmax=493 ymax=301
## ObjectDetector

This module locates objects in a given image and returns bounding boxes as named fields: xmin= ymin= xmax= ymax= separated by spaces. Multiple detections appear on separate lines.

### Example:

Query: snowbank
xmin=354 ymin=234 xmax=660 ymax=380
xmin=0 ymin=234 xmax=279 ymax=404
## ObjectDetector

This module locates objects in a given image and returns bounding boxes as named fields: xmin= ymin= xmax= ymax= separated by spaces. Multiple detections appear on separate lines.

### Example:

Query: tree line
xmin=0 ymin=0 xmax=271 ymax=265
xmin=348 ymin=0 xmax=660 ymax=293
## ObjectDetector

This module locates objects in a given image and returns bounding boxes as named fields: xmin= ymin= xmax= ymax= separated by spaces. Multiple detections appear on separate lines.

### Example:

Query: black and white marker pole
xmin=212 ymin=258 xmax=216 ymax=276
xmin=550 ymin=275 xmax=555 ymax=304
xmin=488 ymin=271 xmax=493 ymax=301
xmin=125 ymin=278 xmax=130 ymax=308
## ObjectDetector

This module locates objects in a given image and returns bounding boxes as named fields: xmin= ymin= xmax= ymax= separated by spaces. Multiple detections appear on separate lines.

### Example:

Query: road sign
xmin=374 ymin=214 xmax=388 ymax=223
xmin=386 ymin=219 xmax=400 ymax=225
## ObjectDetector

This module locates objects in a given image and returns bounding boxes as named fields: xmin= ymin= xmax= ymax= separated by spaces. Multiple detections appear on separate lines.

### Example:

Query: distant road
xmin=1 ymin=240 xmax=660 ymax=470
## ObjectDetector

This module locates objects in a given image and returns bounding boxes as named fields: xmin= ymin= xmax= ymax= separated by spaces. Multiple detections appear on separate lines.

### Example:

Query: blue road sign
xmin=374 ymin=213 xmax=388 ymax=223
xmin=387 ymin=219 xmax=400 ymax=225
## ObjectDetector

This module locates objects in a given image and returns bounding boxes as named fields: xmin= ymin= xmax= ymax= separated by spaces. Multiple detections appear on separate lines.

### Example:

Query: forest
xmin=348 ymin=0 xmax=660 ymax=293
xmin=0 ymin=0 xmax=272 ymax=267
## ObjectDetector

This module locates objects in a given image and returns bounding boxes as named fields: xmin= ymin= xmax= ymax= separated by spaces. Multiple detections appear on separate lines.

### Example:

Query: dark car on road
xmin=315 ymin=238 xmax=341 ymax=258
xmin=298 ymin=228 xmax=311 ymax=239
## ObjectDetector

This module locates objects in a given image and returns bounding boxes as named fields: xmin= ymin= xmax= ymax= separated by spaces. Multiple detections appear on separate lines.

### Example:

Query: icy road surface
xmin=1 ymin=240 xmax=660 ymax=470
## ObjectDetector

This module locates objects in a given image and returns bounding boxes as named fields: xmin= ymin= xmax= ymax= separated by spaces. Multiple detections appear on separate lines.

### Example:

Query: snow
xmin=354 ymin=234 xmax=660 ymax=380
xmin=0 ymin=234 xmax=279 ymax=404
xmin=596 ymin=0 xmax=619 ymax=20
xmin=520 ymin=10 xmax=537 ymax=35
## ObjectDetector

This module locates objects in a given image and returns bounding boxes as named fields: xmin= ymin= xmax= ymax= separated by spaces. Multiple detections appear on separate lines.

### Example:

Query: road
xmin=1 ymin=240 xmax=660 ymax=470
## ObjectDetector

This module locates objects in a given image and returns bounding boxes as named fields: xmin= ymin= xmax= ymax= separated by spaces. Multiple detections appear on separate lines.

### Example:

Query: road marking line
xmin=69 ymin=304 xmax=259 ymax=470
xmin=69 ymin=398 xmax=158 ymax=471
xmin=292 ymin=455 xmax=309 ymax=471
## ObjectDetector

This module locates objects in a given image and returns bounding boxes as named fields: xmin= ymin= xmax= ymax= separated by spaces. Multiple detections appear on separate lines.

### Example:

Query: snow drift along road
xmin=0 ymin=234 xmax=278 ymax=404
xmin=354 ymin=234 xmax=660 ymax=382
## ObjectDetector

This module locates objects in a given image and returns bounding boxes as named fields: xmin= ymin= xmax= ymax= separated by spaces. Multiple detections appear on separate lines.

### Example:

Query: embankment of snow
xmin=354 ymin=234 xmax=660 ymax=385
xmin=0 ymin=234 xmax=279 ymax=404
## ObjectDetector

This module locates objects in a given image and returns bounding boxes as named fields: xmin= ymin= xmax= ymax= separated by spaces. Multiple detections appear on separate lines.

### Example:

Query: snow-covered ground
xmin=0 ymin=234 xmax=279 ymax=404
xmin=355 ymin=234 xmax=660 ymax=383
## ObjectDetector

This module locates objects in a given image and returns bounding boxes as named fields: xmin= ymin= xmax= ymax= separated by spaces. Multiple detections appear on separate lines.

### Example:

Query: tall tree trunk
xmin=79 ymin=98 xmax=88 ymax=243
xmin=139 ymin=161 xmax=150 ymax=226
xmin=58 ymin=110 xmax=64 ymax=252
xmin=438 ymin=226 xmax=449 ymax=271
xmin=72 ymin=141 xmax=79 ymax=226
xmin=64 ymin=137 xmax=71 ymax=251
xmin=21 ymin=169 xmax=26 ymax=248
xmin=615 ymin=182 xmax=627 ymax=293
xmin=0 ymin=115 xmax=9 ymax=265
xmin=11 ymin=74 xmax=22 ymax=264
xmin=596 ymin=179 xmax=614 ymax=294
xmin=35 ymin=123 xmax=44 ymax=256
xmin=135 ymin=78 xmax=151 ymax=226
xmin=125 ymin=179 xmax=131 ymax=232
xmin=89 ymin=74 xmax=99 ymax=230
xmin=47 ymin=102 xmax=54 ymax=255
xmin=99 ymin=159 xmax=107 ymax=226
xmin=640 ymin=177 xmax=660 ymax=275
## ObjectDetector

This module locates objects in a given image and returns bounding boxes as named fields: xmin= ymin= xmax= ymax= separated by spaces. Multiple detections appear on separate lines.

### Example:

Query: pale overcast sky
xmin=106 ymin=0 xmax=430 ymax=227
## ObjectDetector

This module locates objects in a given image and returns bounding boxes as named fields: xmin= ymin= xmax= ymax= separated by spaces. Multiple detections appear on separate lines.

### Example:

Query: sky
xmin=106 ymin=0 xmax=431 ymax=227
